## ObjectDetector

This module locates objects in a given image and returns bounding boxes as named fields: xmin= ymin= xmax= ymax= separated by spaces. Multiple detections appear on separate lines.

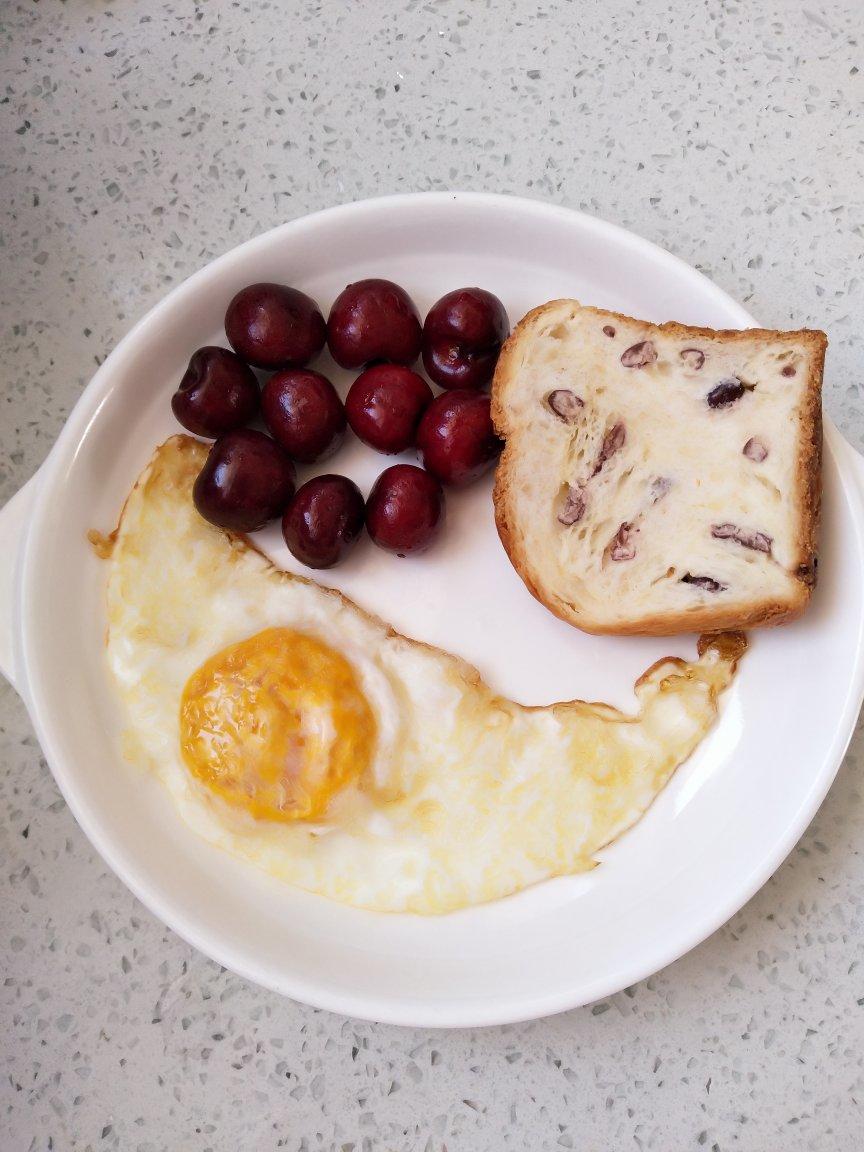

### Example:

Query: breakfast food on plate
xmin=327 ymin=278 xmax=423 ymax=368
xmin=102 ymin=436 xmax=746 ymax=914
xmin=171 ymin=347 xmax=259 ymax=438
xmin=261 ymin=368 xmax=347 ymax=463
xmin=492 ymin=300 xmax=827 ymax=635
xmin=365 ymin=463 xmax=445 ymax=555
xmin=422 ymin=288 xmax=510 ymax=389
xmin=417 ymin=389 xmax=503 ymax=487
xmin=169 ymin=279 xmax=512 ymax=568
xmin=192 ymin=428 xmax=296 ymax=532
xmin=345 ymin=364 xmax=434 ymax=454
xmin=224 ymin=282 xmax=327 ymax=369
xmin=282 ymin=475 xmax=366 ymax=569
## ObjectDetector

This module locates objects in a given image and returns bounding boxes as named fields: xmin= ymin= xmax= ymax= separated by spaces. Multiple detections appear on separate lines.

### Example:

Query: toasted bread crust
xmin=491 ymin=300 xmax=826 ymax=636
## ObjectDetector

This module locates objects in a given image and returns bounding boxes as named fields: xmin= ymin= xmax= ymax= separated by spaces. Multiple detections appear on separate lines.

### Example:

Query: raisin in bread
xmin=491 ymin=300 xmax=826 ymax=635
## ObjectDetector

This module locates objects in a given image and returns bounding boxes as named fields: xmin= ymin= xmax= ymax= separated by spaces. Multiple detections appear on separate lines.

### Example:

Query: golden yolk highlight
xmin=179 ymin=627 xmax=376 ymax=822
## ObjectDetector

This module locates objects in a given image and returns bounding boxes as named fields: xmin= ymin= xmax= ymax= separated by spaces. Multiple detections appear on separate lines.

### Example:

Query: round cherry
xmin=225 ymin=283 xmax=326 ymax=370
xmin=192 ymin=429 xmax=296 ymax=533
xmin=171 ymin=347 xmax=259 ymax=438
xmin=282 ymin=475 xmax=365 ymax=569
xmin=366 ymin=464 xmax=445 ymax=556
xmin=261 ymin=369 xmax=346 ymax=463
xmin=327 ymin=279 xmax=422 ymax=368
xmin=416 ymin=390 xmax=503 ymax=488
xmin=422 ymin=288 xmax=509 ymax=390
xmin=345 ymin=364 xmax=433 ymax=455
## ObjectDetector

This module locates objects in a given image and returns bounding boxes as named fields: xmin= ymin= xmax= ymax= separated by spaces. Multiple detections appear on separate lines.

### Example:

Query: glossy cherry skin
xmin=171 ymin=347 xmax=260 ymax=438
xmin=416 ymin=390 xmax=503 ymax=488
xmin=327 ymin=279 xmax=422 ymax=368
xmin=366 ymin=464 xmax=445 ymax=556
xmin=225 ymin=283 xmax=326 ymax=370
xmin=422 ymin=288 xmax=509 ymax=390
xmin=345 ymin=364 xmax=433 ymax=455
xmin=192 ymin=429 xmax=296 ymax=533
xmin=282 ymin=475 xmax=365 ymax=569
xmin=261 ymin=369 xmax=346 ymax=463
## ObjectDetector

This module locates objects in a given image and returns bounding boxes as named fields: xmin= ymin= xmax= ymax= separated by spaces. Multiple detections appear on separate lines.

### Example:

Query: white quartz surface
xmin=2 ymin=1 xmax=863 ymax=1148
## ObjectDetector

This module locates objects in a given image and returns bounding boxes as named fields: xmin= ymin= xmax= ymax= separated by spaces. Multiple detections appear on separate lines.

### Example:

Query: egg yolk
xmin=179 ymin=627 xmax=376 ymax=822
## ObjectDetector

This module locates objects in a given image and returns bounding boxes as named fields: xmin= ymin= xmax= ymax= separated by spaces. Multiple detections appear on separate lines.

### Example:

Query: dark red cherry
xmin=192 ymin=429 xmax=296 ymax=533
xmin=261 ymin=369 xmax=346 ymax=463
xmin=327 ymin=279 xmax=422 ymax=368
xmin=225 ymin=283 xmax=326 ymax=370
xmin=282 ymin=475 xmax=365 ymax=569
xmin=422 ymin=288 xmax=509 ymax=390
xmin=416 ymin=390 xmax=502 ymax=487
xmin=345 ymin=364 xmax=433 ymax=454
xmin=171 ymin=347 xmax=259 ymax=438
xmin=365 ymin=464 xmax=444 ymax=556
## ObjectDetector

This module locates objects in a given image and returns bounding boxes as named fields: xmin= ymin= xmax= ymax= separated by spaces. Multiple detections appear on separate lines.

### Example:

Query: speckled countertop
xmin=2 ymin=1 xmax=863 ymax=1148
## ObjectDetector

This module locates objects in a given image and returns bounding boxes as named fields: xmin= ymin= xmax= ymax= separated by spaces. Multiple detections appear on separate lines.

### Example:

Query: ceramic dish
xmin=1 ymin=192 xmax=863 ymax=1027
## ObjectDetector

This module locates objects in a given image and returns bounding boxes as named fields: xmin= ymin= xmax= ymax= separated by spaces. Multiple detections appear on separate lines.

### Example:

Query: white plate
xmin=2 ymin=192 xmax=863 ymax=1027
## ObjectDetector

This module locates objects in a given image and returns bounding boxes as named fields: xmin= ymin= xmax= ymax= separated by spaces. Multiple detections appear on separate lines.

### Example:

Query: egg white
xmin=103 ymin=436 xmax=743 ymax=914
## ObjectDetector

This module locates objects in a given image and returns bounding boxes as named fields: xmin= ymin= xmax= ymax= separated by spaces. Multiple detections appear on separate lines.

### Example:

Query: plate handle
xmin=0 ymin=473 xmax=40 ymax=694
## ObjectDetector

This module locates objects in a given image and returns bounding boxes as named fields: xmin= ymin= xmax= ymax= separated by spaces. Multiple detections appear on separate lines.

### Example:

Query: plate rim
xmin=15 ymin=191 xmax=864 ymax=1027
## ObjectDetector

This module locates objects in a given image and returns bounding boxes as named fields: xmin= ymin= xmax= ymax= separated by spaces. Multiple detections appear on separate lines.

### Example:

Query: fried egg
xmin=103 ymin=436 xmax=745 ymax=914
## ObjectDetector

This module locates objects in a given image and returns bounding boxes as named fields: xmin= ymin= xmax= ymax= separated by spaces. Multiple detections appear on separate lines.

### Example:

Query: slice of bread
xmin=491 ymin=300 xmax=826 ymax=635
